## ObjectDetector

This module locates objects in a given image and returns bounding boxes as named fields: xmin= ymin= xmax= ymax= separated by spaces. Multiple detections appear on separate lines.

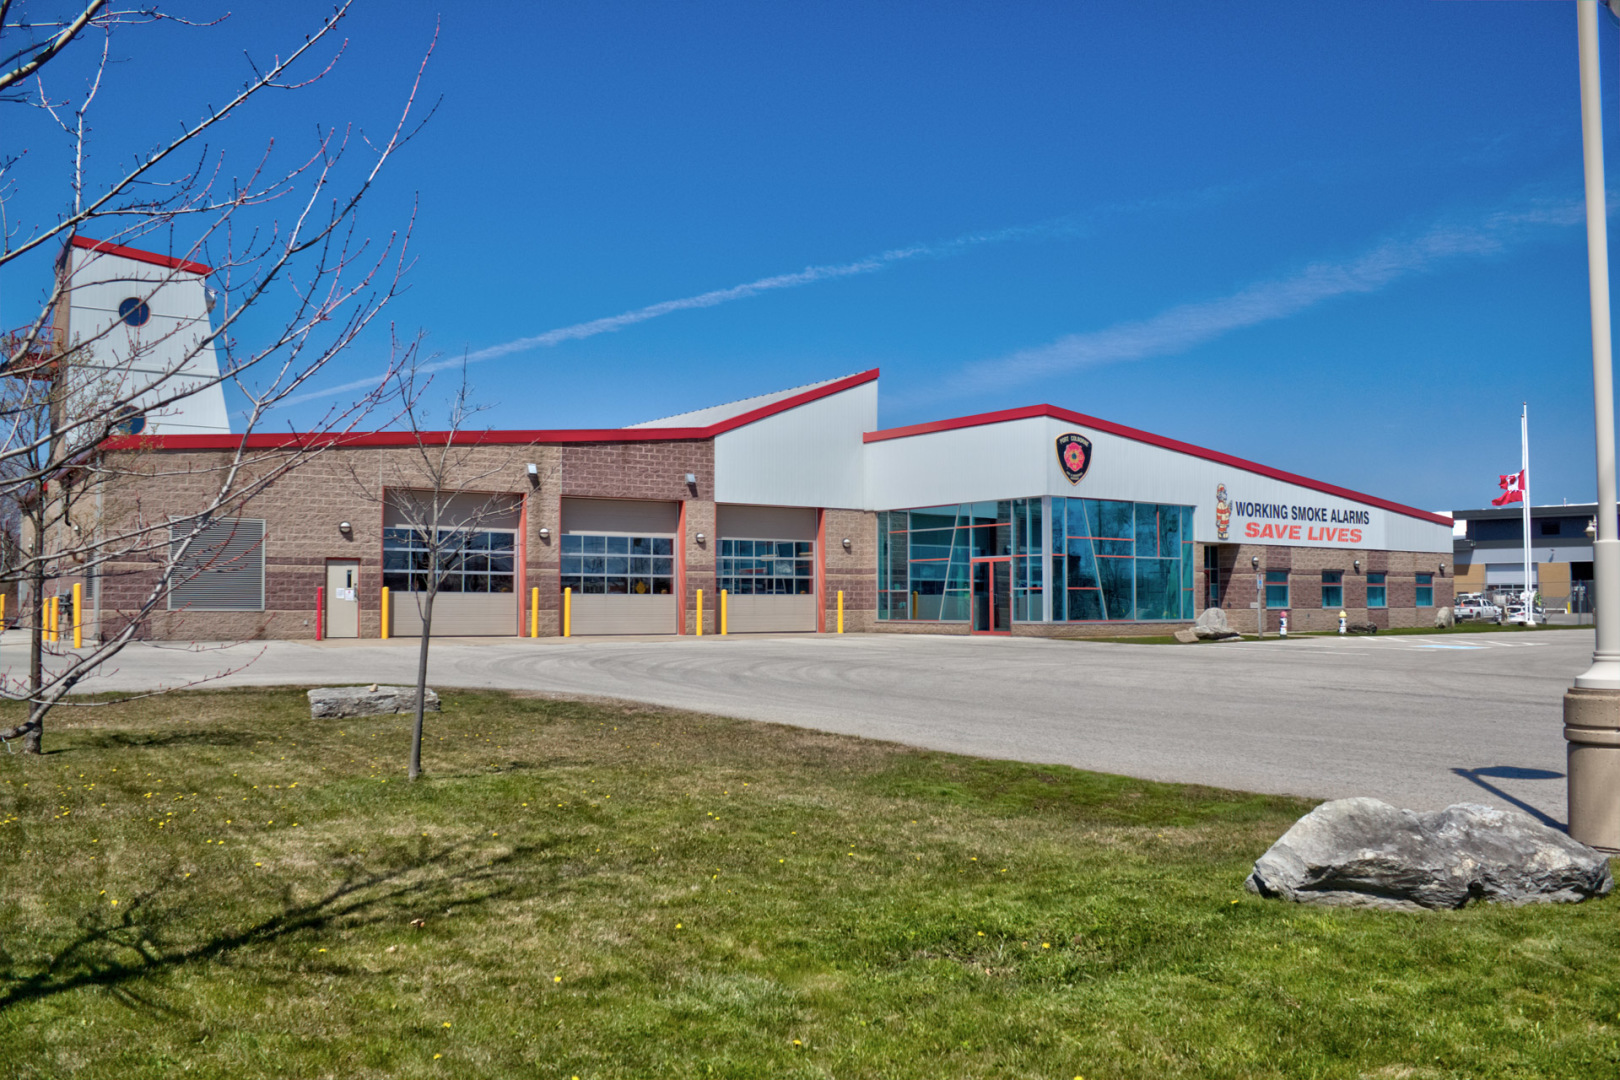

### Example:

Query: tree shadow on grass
xmin=74 ymin=729 xmax=266 ymax=751
xmin=0 ymin=837 xmax=556 ymax=1015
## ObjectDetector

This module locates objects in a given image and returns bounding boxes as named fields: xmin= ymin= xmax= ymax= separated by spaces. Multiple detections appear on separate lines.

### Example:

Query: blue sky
xmin=4 ymin=1 xmax=1619 ymax=511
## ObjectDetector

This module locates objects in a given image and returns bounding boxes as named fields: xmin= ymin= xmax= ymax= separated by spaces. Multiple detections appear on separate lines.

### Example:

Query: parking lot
xmin=28 ymin=627 xmax=1588 ymax=824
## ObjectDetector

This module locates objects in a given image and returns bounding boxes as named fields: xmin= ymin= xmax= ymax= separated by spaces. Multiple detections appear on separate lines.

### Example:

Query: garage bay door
xmin=561 ymin=498 xmax=679 ymax=635
xmin=383 ymin=492 xmax=522 ymax=637
xmin=717 ymin=504 xmax=818 ymax=633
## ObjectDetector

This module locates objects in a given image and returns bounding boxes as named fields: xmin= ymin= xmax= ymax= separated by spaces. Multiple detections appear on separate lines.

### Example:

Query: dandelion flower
xmin=554 ymin=976 xmax=561 ymax=983
xmin=442 ymin=1022 xmax=451 ymax=1028
xmin=1042 ymin=942 xmax=1051 ymax=949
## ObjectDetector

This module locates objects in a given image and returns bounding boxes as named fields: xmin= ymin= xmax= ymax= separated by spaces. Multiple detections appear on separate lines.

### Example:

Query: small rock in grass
xmin=308 ymin=685 xmax=440 ymax=719
xmin=1246 ymin=797 xmax=1612 ymax=911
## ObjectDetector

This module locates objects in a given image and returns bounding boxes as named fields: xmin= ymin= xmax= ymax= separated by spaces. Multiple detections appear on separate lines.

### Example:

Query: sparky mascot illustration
xmin=1215 ymin=483 xmax=1231 ymax=541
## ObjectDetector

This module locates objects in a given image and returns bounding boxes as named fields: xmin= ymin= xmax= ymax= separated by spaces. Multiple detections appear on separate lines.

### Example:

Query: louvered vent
xmin=167 ymin=518 xmax=265 ymax=611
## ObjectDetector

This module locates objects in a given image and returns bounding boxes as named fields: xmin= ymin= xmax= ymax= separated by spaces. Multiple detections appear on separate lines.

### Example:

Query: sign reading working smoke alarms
xmin=1056 ymin=433 xmax=1093 ymax=485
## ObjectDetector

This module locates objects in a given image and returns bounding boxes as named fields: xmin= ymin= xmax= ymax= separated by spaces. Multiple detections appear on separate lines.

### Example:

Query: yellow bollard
xmin=381 ymin=586 xmax=390 ymax=639
xmin=563 ymin=587 xmax=572 ymax=637
xmin=837 ymin=590 xmax=844 ymax=634
xmin=48 ymin=595 xmax=57 ymax=644
xmin=530 ymin=587 xmax=539 ymax=638
xmin=696 ymin=588 xmax=703 ymax=636
xmin=72 ymin=582 xmax=81 ymax=649
xmin=720 ymin=589 xmax=728 ymax=635
xmin=1 ymin=592 xmax=7 ymax=629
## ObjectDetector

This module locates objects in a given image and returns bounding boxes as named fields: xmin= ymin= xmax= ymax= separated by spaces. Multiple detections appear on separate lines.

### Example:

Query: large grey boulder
xmin=1192 ymin=607 xmax=1240 ymax=640
xmin=308 ymin=685 xmax=440 ymax=719
xmin=1434 ymin=606 xmax=1455 ymax=629
xmin=1246 ymin=797 xmax=1613 ymax=911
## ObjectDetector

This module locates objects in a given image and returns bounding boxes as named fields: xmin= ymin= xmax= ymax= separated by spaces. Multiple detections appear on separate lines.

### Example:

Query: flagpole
xmin=1566 ymin=0 xmax=1620 ymax=852
xmin=1522 ymin=404 xmax=1534 ymax=625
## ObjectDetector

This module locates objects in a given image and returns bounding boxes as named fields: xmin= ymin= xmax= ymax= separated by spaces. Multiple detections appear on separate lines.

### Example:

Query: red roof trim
xmin=101 ymin=368 xmax=881 ymax=452
xmin=70 ymin=235 xmax=212 ymax=276
xmin=863 ymin=404 xmax=1452 ymax=527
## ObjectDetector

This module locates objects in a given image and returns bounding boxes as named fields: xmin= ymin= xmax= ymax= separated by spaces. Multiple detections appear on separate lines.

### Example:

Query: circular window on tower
xmin=118 ymin=297 xmax=151 ymax=327
xmin=111 ymin=405 xmax=146 ymax=436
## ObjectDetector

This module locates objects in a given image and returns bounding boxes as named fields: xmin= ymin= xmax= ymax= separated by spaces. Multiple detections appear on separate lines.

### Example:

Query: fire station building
xmin=95 ymin=367 xmax=1454 ymax=642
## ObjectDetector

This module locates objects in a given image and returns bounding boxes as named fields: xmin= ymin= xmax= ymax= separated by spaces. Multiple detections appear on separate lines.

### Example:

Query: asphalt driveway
xmin=23 ymin=628 xmax=1587 ymax=824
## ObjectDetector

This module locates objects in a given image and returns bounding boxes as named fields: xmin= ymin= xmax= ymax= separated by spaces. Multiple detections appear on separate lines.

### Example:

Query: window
xmin=1049 ymin=499 xmax=1194 ymax=622
xmin=1415 ymin=572 xmax=1434 ymax=607
xmin=1321 ymin=570 xmax=1343 ymax=609
xmin=1366 ymin=572 xmax=1386 ymax=608
xmin=167 ymin=517 xmax=265 ymax=611
xmin=559 ymin=534 xmax=673 ymax=595
xmin=1265 ymin=570 xmax=1290 ymax=609
xmin=879 ymin=500 xmax=1041 ymax=621
xmin=383 ymin=528 xmax=516 ymax=594
xmin=718 ymin=539 xmax=813 ymax=595
xmin=1204 ymin=545 xmax=1221 ymax=608
xmin=1540 ymin=519 xmax=1561 ymax=536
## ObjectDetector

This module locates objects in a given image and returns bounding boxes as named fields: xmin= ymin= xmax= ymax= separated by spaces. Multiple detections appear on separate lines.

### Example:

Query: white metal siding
xmin=713 ymin=380 xmax=875 ymax=509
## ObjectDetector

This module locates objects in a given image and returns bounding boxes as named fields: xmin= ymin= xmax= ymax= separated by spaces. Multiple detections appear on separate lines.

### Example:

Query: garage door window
xmin=560 ymin=534 xmax=674 ymax=595
xmin=383 ymin=528 xmax=515 ymax=594
xmin=718 ymin=539 xmax=813 ymax=595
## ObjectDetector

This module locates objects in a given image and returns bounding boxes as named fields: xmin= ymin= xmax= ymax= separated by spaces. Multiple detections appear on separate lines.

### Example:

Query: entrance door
xmin=971 ymin=558 xmax=1011 ymax=634
xmin=326 ymin=560 xmax=360 ymax=639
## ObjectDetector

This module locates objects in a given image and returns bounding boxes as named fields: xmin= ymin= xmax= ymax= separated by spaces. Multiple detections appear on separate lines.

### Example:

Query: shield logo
xmin=1056 ymin=433 xmax=1092 ymax=485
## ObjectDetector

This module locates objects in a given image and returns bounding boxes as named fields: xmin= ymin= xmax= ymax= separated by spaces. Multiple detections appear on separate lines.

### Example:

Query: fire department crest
xmin=1056 ymin=433 xmax=1092 ymax=485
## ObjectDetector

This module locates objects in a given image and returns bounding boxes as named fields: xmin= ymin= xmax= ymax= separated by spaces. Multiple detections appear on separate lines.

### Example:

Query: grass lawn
xmin=2 ymin=689 xmax=1617 ymax=1079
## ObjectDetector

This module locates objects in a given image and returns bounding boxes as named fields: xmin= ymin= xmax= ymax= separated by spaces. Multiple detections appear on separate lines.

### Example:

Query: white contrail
xmin=938 ymin=199 xmax=1585 ymax=397
xmin=273 ymin=217 xmax=1092 ymax=410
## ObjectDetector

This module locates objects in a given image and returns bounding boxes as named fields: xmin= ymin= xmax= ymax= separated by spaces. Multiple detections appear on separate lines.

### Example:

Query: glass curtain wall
xmin=877 ymin=500 xmax=1043 ymax=622
xmin=1049 ymin=499 xmax=1195 ymax=622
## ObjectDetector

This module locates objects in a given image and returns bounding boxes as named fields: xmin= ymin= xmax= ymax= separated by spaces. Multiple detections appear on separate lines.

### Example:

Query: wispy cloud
xmin=937 ymin=199 xmax=1585 ymax=398
xmin=270 ymin=184 xmax=1247 ymax=413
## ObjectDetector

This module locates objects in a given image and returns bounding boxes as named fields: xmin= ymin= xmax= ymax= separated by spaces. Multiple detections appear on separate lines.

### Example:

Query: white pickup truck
xmin=1453 ymin=596 xmax=1502 ymax=624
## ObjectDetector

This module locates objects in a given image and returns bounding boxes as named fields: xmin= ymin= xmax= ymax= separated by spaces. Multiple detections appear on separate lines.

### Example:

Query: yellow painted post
xmin=1 ymin=592 xmax=7 ymax=629
xmin=530 ymin=587 xmax=539 ymax=638
xmin=696 ymin=588 xmax=703 ymax=636
xmin=72 ymin=583 xmax=81 ymax=649
xmin=381 ymin=586 xmax=390 ymax=639
xmin=563 ymin=587 xmax=572 ymax=637
xmin=837 ymin=590 xmax=845 ymax=634
xmin=720 ymin=589 xmax=728 ymax=635
xmin=47 ymin=595 xmax=57 ymax=644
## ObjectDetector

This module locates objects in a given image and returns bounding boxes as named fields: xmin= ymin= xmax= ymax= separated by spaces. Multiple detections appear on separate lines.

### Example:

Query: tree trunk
xmin=409 ymin=586 xmax=435 ymax=780
xmin=23 ymin=541 xmax=44 ymax=754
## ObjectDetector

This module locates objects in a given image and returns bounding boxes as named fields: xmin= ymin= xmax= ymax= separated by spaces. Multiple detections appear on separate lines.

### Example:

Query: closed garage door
xmin=717 ymin=504 xmax=818 ymax=633
xmin=561 ymin=498 xmax=679 ymax=635
xmin=384 ymin=492 xmax=522 ymax=637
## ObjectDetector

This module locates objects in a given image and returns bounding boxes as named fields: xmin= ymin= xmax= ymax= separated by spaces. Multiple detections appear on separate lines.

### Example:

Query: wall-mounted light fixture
xmin=538 ymin=527 xmax=550 ymax=541
xmin=1353 ymin=559 xmax=1361 ymax=572
xmin=1439 ymin=562 xmax=1446 ymax=575
xmin=1251 ymin=555 xmax=1260 ymax=569
xmin=841 ymin=537 xmax=852 ymax=551
xmin=526 ymin=462 xmax=539 ymax=486
xmin=695 ymin=531 xmax=706 ymax=545
xmin=338 ymin=521 xmax=353 ymax=536
xmin=684 ymin=473 xmax=697 ymax=485
xmin=1588 ymin=518 xmax=1598 ymax=540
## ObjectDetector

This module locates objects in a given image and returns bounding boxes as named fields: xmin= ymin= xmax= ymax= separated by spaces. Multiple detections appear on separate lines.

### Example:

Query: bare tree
xmin=0 ymin=3 xmax=436 ymax=752
xmin=341 ymin=358 xmax=523 ymax=780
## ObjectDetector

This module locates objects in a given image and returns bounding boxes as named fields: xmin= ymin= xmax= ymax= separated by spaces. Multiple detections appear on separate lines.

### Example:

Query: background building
xmin=1451 ymin=504 xmax=1601 ymax=612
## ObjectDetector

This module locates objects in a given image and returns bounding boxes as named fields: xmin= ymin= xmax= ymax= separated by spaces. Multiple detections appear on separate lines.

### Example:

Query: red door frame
xmin=970 ymin=556 xmax=1012 ymax=635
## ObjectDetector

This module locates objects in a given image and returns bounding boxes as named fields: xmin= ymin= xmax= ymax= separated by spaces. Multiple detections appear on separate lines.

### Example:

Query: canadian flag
xmin=1492 ymin=469 xmax=1526 ymax=506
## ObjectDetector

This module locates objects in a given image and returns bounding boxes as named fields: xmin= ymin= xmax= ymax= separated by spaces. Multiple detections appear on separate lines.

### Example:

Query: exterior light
xmin=1251 ymin=555 xmax=1259 ymax=569
xmin=1354 ymin=559 xmax=1361 ymax=572
xmin=684 ymin=473 xmax=697 ymax=485
xmin=695 ymin=532 xmax=706 ymax=544
xmin=338 ymin=521 xmax=352 ymax=535
xmin=842 ymin=537 xmax=852 ymax=551
xmin=1589 ymin=518 xmax=1598 ymax=541
xmin=526 ymin=462 xmax=538 ymax=476
xmin=1439 ymin=562 xmax=1446 ymax=575
xmin=538 ymin=527 xmax=550 ymax=540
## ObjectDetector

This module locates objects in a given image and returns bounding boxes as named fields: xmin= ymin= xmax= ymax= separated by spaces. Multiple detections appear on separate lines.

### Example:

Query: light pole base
xmin=1564 ymin=687 xmax=1620 ymax=852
